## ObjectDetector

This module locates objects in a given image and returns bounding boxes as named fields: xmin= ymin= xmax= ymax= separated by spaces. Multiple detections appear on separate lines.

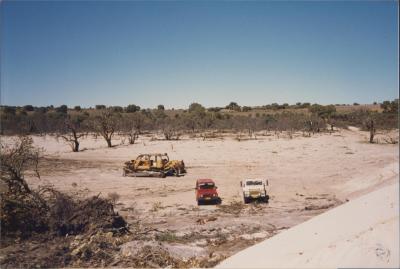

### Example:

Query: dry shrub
xmin=163 ymin=127 xmax=181 ymax=140
xmin=108 ymin=192 xmax=121 ymax=206
xmin=304 ymin=203 xmax=335 ymax=211
xmin=116 ymin=245 xmax=180 ymax=268
xmin=151 ymin=201 xmax=163 ymax=212
xmin=0 ymin=136 xmax=40 ymax=193
xmin=1 ymin=185 xmax=127 ymax=239
xmin=155 ymin=231 xmax=178 ymax=242
xmin=201 ymin=131 xmax=223 ymax=140
xmin=117 ymin=245 xmax=223 ymax=268
xmin=217 ymin=200 xmax=245 ymax=216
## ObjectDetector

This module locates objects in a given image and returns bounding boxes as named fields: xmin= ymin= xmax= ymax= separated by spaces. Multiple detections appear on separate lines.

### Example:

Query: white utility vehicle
xmin=240 ymin=179 xmax=269 ymax=204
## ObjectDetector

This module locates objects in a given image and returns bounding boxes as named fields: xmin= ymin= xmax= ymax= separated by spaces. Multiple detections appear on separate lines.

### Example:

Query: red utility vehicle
xmin=195 ymin=179 xmax=221 ymax=205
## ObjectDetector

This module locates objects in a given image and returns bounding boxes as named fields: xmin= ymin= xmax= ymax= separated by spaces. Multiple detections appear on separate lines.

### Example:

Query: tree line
xmin=0 ymin=100 xmax=398 ymax=150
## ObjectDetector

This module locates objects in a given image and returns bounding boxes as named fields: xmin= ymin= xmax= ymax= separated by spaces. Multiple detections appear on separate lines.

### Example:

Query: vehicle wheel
xmin=197 ymin=200 xmax=202 ymax=206
xmin=264 ymin=195 xmax=270 ymax=203
xmin=243 ymin=197 xmax=249 ymax=204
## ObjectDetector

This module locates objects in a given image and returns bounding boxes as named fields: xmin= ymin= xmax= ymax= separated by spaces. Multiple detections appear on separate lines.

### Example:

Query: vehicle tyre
xmin=264 ymin=195 xmax=270 ymax=203
xmin=243 ymin=197 xmax=249 ymax=204
xmin=197 ymin=200 xmax=202 ymax=206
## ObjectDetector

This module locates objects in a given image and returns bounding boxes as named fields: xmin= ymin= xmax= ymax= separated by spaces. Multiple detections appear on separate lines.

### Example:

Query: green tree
xmin=56 ymin=105 xmax=68 ymax=114
xmin=23 ymin=105 xmax=34 ymax=112
xmin=111 ymin=106 xmax=124 ymax=113
xmin=226 ymin=102 xmax=241 ymax=111
xmin=188 ymin=103 xmax=205 ymax=114
xmin=381 ymin=99 xmax=398 ymax=113
xmin=242 ymin=106 xmax=252 ymax=112
xmin=125 ymin=104 xmax=140 ymax=113
xmin=95 ymin=105 xmax=106 ymax=110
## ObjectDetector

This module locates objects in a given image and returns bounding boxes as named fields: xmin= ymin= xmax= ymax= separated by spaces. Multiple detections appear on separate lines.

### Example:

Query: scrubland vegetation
xmin=1 ymin=100 xmax=398 ymax=149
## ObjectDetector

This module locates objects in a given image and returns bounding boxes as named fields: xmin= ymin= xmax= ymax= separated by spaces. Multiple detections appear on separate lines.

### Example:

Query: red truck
xmin=195 ymin=179 xmax=221 ymax=205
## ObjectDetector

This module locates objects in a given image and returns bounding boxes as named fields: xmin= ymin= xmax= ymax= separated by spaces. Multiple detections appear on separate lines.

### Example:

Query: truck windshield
xmin=199 ymin=183 xmax=215 ymax=189
xmin=246 ymin=181 xmax=262 ymax=186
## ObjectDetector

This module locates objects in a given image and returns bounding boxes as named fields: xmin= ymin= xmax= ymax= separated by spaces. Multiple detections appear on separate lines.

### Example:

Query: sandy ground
xmin=217 ymin=181 xmax=399 ymax=268
xmin=3 ymin=128 xmax=398 ymax=262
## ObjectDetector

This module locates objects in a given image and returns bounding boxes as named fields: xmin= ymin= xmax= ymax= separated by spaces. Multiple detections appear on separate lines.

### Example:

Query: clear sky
xmin=0 ymin=1 xmax=398 ymax=109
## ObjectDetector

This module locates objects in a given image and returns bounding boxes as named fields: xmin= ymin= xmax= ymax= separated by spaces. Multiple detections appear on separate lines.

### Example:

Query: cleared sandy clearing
xmin=3 ymin=128 xmax=398 ymax=260
xmin=25 ymin=129 xmax=398 ymax=207
xmin=217 ymin=181 xmax=399 ymax=268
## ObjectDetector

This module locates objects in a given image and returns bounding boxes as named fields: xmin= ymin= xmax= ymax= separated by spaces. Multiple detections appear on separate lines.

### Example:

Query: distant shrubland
xmin=0 ymin=100 xmax=398 ymax=146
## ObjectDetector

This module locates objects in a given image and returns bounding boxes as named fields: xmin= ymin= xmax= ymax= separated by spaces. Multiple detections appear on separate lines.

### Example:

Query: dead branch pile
xmin=1 ymin=188 xmax=49 ymax=238
xmin=43 ymin=188 xmax=127 ymax=236
xmin=1 ymin=137 xmax=131 ymax=268
xmin=1 ymin=137 xmax=127 ymax=240
xmin=1 ymin=186 xmax=127 ymax=239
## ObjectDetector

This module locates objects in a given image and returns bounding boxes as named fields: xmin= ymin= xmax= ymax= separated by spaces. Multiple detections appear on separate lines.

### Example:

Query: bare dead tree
xmin=120 ymin=113 xmax=143 ymax=144
xmin=58 ymin=114 xmax=88 ymax=152
xmin=128 ymin=130 xmax=139 ymax=144
xmin=154 ymin=112 xmax=182 ymax=140
xmin=93 ymin=109 xmax=120 ymax=147
xmin=121 ymin=126 xmax=139 ymax=144
xmin=366 ymin=119 xmax=376 ymax=143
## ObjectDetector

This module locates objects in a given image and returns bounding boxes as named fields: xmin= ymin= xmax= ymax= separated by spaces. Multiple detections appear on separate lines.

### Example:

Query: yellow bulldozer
xmin=123 ymin=153 xmax=186 ymax=178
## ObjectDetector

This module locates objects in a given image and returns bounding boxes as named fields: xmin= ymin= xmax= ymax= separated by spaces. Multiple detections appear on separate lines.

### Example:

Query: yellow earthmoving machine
xmin=123 ymin=153 xmax=186 ymax=178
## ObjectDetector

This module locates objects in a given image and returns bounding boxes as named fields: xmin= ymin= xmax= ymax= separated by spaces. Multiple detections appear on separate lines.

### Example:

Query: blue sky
xmin=1 ymin=1 xmax=398 ymax=109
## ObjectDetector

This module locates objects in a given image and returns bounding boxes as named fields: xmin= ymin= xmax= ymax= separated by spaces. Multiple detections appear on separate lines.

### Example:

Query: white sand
xmin=217 ymin=181 xmax=399 ymax=268
xmin=2 ymin=129 xmax=398 ymax=261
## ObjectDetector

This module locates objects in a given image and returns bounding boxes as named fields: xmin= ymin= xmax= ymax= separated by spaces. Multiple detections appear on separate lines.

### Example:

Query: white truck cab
xmin=240 ymin=179 xmax=269 ymax=203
